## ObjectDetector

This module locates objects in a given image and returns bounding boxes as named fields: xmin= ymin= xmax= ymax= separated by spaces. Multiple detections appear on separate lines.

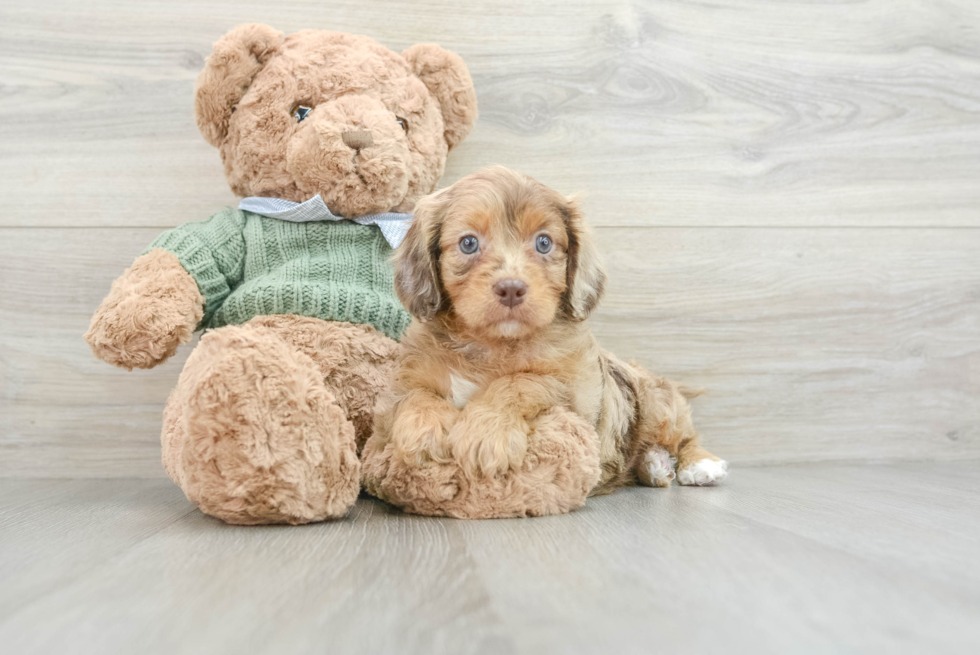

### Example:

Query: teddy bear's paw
xmin=85 ymin=249 xmax=203 ymax=370
xmin=677 ymin=458 xmax=729 ymax=486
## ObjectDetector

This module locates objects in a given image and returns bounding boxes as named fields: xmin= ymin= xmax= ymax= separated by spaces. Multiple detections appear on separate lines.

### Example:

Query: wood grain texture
xmin=0 ymin=479 xmax=194 ymax=617
xmin=1 ymin=0 xmax=979 ymax=476
xmin=1 ymin=465 xmax=979 ymax=653
xmin=1 ymin=0 xmax=980 ymax=227
xmin=2 ymin=226 xmax=977 ymax=477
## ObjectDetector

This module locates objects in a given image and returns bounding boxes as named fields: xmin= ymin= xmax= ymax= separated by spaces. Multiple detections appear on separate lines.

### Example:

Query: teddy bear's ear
xmin=195 ymin=24 xmax=283 ymax=147
xmin=402 ymin=44 xmax=478 ymax=150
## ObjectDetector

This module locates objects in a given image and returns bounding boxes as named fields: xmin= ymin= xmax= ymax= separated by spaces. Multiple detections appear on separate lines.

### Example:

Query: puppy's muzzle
xmin=493 ymin=278 xmax=527 ymax=308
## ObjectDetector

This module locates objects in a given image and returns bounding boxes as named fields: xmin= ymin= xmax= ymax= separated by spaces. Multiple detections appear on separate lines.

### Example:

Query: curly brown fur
xmin=363 ymin=406 xmax=600 ymax=518
xmin=244 ymin=315 xmax=401 ymax=451
xmin=84 ymin=249 xmax=203 ymax=370
xmin=367 ymin=167 xmax=726 ymax=517
xmin=195 ymin=26 xmax=478 ymax=217
xmin=163 ymin=316 xmax=398 ymax=525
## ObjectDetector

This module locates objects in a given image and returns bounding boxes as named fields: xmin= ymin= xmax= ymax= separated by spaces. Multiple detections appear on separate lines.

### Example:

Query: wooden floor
xmin=1 ymin=462 xmax=978 ymax=653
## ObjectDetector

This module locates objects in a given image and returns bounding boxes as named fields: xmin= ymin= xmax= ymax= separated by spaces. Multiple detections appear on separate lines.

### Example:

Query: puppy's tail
xmin=677 ymin=383 xmax=705 ymax=400
xmin=623 ymin=358 xmax=705 ymax=399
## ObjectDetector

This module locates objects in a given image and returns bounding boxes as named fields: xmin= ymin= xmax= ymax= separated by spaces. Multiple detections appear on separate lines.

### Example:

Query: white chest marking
xmin=497 ymin=321 xmax=520 ymax=337
xmin=450 ymin=373 xmax=480 ymax=409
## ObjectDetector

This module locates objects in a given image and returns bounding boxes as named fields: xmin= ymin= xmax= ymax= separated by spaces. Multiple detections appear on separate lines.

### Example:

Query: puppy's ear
xmin=402 ymin=44 xmax=478 ymax=150
xmin=395 ymin=192 xmax=446 ymax=321
xmin=195 ymin=24 xmax=283 ymax=147
xmin=561 ymin=197 xmax=607 ymax=321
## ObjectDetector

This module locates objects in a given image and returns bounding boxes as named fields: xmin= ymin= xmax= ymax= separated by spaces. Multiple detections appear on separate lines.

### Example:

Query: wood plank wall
xmin=2 ymin=0 xmax=978 ymax=476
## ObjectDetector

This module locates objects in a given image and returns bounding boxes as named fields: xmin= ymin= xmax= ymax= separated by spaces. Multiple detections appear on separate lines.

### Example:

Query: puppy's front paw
xmin=677 ymin=458 xmax=728 ymax=486
xmin=449 ymin=406 xmax=528 ymax=478
xmin=390 ymin=407 xmax=455 ymax=466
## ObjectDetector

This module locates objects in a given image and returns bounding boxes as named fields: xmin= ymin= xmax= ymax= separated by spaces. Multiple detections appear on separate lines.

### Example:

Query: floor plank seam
xmin=0 ymin=501 xmax=199 ymax=627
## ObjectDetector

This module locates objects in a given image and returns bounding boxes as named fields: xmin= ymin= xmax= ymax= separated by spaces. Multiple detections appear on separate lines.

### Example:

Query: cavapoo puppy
xmin=374 ymin=166 xmax=726 ymax=502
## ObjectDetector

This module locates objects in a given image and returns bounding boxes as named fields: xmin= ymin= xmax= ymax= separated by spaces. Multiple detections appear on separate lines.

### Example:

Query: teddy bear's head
xmin=194 ymin=24 xmax=478 ymax=217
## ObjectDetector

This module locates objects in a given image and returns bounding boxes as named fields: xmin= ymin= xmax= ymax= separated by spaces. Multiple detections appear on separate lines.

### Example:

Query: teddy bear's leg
xmin=161 ymin=387 xmax=187 ymax=489
xmin=629 ymin=367 xmax=728 ymax=488
xmin=363 ymin=389 xmax=602 ymax=519
xmin=164 ymin=322 xmax=361 ymax=525
xmin=241 ymin=315 xmax=401 ymax=451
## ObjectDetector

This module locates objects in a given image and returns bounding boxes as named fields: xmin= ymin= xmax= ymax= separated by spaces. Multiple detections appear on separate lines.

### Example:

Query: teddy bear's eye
xmin=396 ymin=116 xmax=409 ymax=133
xmin=291 ymin=104 xmax=313 ymax=122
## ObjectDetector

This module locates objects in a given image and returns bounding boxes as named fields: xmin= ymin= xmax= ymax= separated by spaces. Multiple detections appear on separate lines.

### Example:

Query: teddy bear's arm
xmin=141 ymin=207 xmax=247 ymax=322
xmin=84 ymin=249 xmax=203 ymax=370
xmin=85 ymin=208 xmax=247 ymax=370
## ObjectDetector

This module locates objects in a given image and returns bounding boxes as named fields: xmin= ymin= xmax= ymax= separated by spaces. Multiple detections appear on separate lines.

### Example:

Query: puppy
xmin=376 ymin=166 xmax=727 ymax=493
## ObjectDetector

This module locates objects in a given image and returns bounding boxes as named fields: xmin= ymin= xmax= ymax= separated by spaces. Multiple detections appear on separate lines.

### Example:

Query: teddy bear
xmin=84 ymin=24 xmax=482 ymax=525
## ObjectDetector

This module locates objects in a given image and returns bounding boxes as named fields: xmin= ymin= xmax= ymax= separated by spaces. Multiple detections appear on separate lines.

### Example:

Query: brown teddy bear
xmin=84 ymin=24 xmax=481 ymax=524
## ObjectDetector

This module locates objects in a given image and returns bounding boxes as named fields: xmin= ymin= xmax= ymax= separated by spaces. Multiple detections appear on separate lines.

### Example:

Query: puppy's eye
xmin=291 ymin=104 xmax=313 ymax=122
xmin=459 ymin=235 xmax=480 ymax=255
xmin=535 ymin=234 xmax=553 ymax=254
xmin=395 ymin=116 xmax=409 ymax=133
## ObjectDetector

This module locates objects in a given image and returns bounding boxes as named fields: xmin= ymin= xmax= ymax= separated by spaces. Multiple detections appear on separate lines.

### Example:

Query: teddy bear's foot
xmin=164 ymin=323 xmax=361 ymax=525
xmin=362 ymin=406 xmax=601 ymax=519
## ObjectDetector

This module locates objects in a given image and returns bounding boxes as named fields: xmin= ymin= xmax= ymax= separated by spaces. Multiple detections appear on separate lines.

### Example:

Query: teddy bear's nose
xmin=341 ymin=130 xmax=374 ymax=151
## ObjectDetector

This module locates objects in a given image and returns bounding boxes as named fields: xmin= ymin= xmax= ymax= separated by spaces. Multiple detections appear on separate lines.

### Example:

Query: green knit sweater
xmin=145 ymin=207 xmax=411 ymax=340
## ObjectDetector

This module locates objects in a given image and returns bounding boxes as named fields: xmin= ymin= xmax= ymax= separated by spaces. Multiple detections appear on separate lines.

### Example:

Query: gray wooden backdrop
xmin=2 ymin=0 xmax=978 ymax=477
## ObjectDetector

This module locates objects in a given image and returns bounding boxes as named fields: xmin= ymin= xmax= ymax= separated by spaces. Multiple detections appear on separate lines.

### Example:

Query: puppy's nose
xmin=341 ymin=130 xmax=374 ymax=150
xmin=493 ymin=278 xmax=528 ymax=308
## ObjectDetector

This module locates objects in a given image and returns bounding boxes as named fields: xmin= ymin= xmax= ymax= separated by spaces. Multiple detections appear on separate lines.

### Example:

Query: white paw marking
xmin=644 ymin=447 xmax=677 ymax=485
xmin=678 ymin=458 xmax=728 ymax=486
xmin=449 ymin=372 xmax=480 ymax=409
